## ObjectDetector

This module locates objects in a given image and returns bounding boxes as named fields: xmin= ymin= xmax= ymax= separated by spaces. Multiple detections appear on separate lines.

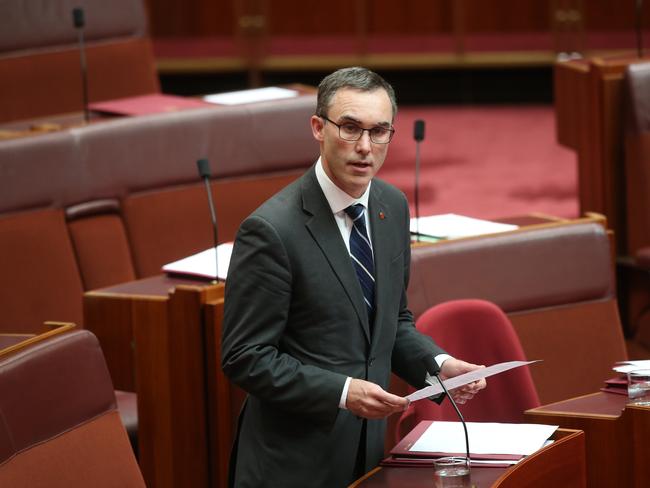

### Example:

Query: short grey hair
xmin=316 ymin=67 xmax=397 ymax=120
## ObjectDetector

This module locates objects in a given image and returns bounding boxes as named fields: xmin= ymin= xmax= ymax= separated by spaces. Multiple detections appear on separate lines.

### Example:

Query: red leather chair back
xmin=396 ymin=299 xmax=540 ymax=441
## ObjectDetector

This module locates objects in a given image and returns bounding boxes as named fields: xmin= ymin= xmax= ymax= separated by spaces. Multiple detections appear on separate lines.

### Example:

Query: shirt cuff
xmin=339 ymin=376 xmax=352 ymax=409
xmin=425 ymin=354 xmax=454 ymax=385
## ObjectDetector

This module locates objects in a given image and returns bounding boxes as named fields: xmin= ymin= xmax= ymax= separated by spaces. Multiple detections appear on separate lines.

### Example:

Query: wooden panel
xmin=267 ymin=0 xmax=358 ymax=35
xmin=132 ymin=297 xmax=174 ymax=488
xmin=509 ymin=299 xmax=627 ymax=405
xmin=368 ymin=0 xmax=452 ymax=35
xmin=526 ymin=393 xmax=650 ymax=488
xmin=145 ymin=0 xmax=235 ymax=37
xmin=554 ymin=57 xmax=643 ymax=251
xmin=584 ymin=1 xmax=650 ymax=31
xmin=84 ymin=292 xmax=137 ymax=391
xmin=464 ymin=0 xmax=552 ymax=32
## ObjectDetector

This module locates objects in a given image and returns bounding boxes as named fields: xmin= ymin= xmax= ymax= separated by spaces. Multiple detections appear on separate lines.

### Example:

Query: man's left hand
xmin=439 ymin=358 xmax=486 ymax=404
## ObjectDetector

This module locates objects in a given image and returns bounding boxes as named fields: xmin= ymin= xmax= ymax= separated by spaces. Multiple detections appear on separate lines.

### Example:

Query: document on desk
xmin=203 ymin=87 xmax=299 ymax=105
xmin=162 ymin=243 xmax=233 ymax=280
xmin=409 ymin=213 xmax=518 ymax=239
xmin=406 ymin=360 xmax=540 ymax=402
xmin=409 ymin=421 xmax=557 ymax=457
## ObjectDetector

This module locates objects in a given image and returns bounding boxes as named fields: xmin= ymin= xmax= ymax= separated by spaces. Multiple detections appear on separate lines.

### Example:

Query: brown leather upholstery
xmin=408 ymin=222 xmax=613 ymax=318
xmin=624 ymin=61 xmax=650 ymax=257
xmin=622 ymin=62 xmax=650 ymax=351
xmin=0 ymin=329 xmax=144 ymax=487
xmin=0 ymin=94 xmax=317 ymax=332
xmin=0 ymin=208 xmax=84 ymax=333
xmin=0 ymin=0 xmax=158 ymax=122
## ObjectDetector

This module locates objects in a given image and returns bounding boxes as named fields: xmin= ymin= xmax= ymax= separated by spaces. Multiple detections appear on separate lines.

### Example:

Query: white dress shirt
xmin=314 ymin=158 xmax=451 ymax=409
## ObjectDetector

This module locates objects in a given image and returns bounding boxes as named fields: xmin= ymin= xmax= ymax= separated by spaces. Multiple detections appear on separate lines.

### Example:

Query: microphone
xmin=72 ymin=7 xmax=90 ymax=123
xmin=196 ymin=158 xmax=220 ymax=283
xmin=413 ymin=120 xmax=425 ymax=242
xmin=421 ymin=357 xmax=471 ymax=466
xmin=435 ymin=372 xmax=471 ymax=465
xmin=636 ymin=0 xmax=644 ymax=58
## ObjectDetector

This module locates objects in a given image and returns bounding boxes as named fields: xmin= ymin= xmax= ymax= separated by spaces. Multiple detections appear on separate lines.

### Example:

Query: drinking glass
xmin=433 ymin=456 xmax=471 ymax=488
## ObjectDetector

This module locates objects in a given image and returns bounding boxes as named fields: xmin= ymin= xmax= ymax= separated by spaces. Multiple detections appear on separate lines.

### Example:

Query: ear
xmin=310 ymin=115 xmax=325 ymax=142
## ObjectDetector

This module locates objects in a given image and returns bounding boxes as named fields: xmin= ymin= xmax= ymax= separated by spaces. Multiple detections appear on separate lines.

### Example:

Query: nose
xmin=355 ymin=130 xmax=372 ymax=155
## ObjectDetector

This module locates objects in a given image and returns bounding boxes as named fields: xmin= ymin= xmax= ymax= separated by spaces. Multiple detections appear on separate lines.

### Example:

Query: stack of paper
xmin=613 ymin=359 xmax=650 ymax=374
xmin=410 ymin=213 xmax=518 ymax=240
xmin=203 ymin=87 xmax=299 ymax=105
xmin=162 ymin=243 xmax=233 ymax=280
xmin=387 ymin=420 xmax=557 ymax=467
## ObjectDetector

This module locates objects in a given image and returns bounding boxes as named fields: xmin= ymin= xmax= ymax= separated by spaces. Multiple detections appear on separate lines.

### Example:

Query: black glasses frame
xmin=320 ymin=115 xmax=395 ymax=144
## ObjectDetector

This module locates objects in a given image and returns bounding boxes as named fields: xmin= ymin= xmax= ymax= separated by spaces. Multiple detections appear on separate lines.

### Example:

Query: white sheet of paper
xmin=614 ymin=359 xmax=650 ymax=373
xmin=409 ymin=213 xmax=518 ymax=239
xmin=162 ymin=243 xmax=233 ymax=280
xmin=203 ymin=87 xmax=299 ymax=105
xmin=406 ymin=360 xmax=540 ymax=402
xmin=409 ymin=421 xmax=558 ymax=457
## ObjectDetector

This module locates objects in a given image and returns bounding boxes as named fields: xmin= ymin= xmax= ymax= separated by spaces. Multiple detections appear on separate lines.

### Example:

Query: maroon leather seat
xmin=0 ymin=329 xmax=144 ymax=487
xmin=622 ymin=61 xmax=650 ymax=354
xmin=395 ymin=299 xmax=540 ymax=442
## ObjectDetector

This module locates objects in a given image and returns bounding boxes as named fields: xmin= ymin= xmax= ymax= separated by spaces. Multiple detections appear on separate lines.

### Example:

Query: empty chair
xmin=622 ymin=61 xmax=650 ymax=356
xmin=0 ymin=328 xmax=144 ymax=487
xmin=396 ymin=299 xmax=540 ymax=442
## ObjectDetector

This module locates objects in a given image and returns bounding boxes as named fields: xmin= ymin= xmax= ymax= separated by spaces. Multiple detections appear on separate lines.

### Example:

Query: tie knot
xmin=344 ymin=204 xmax=365 ymax=222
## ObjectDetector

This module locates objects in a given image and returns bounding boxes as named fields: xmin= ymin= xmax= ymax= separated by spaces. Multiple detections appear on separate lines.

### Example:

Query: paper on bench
xmin=410 ymin=213 xmax=517 ymax=239
xmin=410 ymin=421 xmax=557 ymax=457
xmin=203 ymin=87 xmax=299 ymax=105
xmin=613 ymin=359 xmax=650 ymax=373
xmin=406 ymin=360 xmax=540 ymax=402
xmin=162 ymin=243 xmax=233 ymax=280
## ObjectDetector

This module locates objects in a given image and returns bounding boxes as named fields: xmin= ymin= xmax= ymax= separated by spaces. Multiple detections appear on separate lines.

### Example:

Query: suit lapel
xmin=301 ymin=169 xmax=371 ymax=343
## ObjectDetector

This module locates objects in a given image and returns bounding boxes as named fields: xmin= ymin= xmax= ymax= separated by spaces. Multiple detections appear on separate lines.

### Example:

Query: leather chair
xmin=622 ymin=61 xmax=650 ymax=356
xmin=395 ymin=299 xmax=540 ymax=442
xmin=0 ymin=328 xmax=144 ymax=487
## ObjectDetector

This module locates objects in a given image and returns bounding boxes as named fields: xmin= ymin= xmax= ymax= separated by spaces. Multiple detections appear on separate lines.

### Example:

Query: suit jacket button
xmin=368 ymin=357 xmax=375 ymax=366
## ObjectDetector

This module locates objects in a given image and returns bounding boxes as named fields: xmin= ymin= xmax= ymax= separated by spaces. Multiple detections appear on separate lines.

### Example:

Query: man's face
xmin=311 ymin=87 xmax=394 ymax=198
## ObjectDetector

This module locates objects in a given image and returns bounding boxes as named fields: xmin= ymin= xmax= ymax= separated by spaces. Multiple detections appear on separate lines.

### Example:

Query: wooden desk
xmin=554 ymin=55 xmax=650 ymax=251
xmin=353 ymin=429 xmax=586 ymax=488
xmin=84 ymin=277 xmax=233 ymax=488
xmin=525 ymin=392 xmax=650 ymax=488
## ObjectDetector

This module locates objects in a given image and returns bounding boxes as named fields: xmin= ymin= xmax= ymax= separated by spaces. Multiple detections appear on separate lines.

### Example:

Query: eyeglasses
xmin=320 ymin=115 xmax=395 ymax=144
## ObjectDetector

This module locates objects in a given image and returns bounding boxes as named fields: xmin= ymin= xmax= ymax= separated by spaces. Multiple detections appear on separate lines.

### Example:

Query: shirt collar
xmin=315 ymin=157 xmax=371 ymax=214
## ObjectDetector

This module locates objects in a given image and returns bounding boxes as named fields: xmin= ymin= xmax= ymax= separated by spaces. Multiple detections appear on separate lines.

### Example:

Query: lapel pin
xmin=379 ymin=211 xmax=385 ymax=220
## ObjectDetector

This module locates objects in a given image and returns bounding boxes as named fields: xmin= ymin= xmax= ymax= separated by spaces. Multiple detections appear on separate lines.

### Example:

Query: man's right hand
xmin=346 ymin=378 xmax=409 ymax=419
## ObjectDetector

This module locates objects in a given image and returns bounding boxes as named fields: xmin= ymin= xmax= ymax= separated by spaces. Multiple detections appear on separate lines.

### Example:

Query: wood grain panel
xmin=464 ymin=0 xmax=552 ymax=32
xmin=267 ymin=0 xmax=358 ymax=35
xmin=584 ymin=1 xmax=650 ymax=30
xmin=145 ymin=0 xmax=234 ymax=37
xmin=368 ymin=0 xmax=452 ymax=34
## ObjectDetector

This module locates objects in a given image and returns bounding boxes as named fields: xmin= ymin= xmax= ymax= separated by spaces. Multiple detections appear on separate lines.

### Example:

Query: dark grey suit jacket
xmin=222 ymin=166 xmax=444 ymax=487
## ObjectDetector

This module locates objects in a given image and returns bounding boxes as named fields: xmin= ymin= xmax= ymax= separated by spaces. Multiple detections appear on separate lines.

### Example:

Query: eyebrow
xmin=338 ymin=115 xmax=392 ymax=128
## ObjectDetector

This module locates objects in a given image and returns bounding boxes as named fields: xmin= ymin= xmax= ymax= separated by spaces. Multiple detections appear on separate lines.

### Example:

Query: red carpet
xmin=381 ymin=105 xmax=578 ymax=220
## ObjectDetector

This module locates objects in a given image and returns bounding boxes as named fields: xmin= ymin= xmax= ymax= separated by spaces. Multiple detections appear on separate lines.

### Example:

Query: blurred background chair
xmin=396 ymin=299 xmax=540 ymax=442
xmin=0 ymin=327 xmax=144 ymax=487
xmin=621 ymin=61 xmax=650 ymax=359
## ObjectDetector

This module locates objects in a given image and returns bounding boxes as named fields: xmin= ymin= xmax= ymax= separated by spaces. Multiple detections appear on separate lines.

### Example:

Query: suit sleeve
xmin=390 ymin=194 xmax=447 ymax=388
xmin=221 ymin=215 xmax=346 ymax=428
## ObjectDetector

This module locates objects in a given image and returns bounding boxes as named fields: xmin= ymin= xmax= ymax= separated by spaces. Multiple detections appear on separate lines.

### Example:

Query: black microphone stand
xmin=72 ymin=7 xmax=90 ymax=123
xmin=435 ymin=372 xmax=471 ymax=464
xmin=636 ymin=0 xmax=645 ymax=58
xmin=196 ymin=159 xmax=220 ymax=283
xmin=413 ymin=120 xmax=425 ymax=242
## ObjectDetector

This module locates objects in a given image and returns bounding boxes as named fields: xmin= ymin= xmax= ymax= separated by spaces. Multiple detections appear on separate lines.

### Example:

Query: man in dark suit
xmin=222 ymin=67 xmax=485 ymax=487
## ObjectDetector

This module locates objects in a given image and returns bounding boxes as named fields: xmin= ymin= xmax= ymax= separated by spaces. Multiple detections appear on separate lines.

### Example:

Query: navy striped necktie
xmin=344 ymin=204 xmax=375 ymax=321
